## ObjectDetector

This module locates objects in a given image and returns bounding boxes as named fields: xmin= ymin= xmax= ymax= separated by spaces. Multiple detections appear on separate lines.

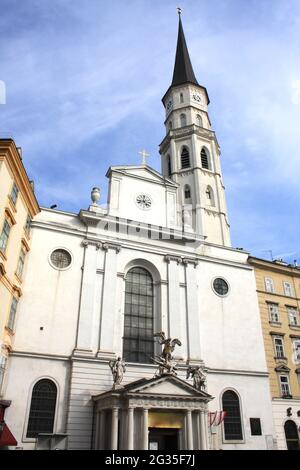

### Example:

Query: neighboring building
xmin=249 ymin=256 xmax=300 ymax=450
xmin=3 ymin=14 xmax=275 ymax=450
xmin=0 ymin=139 xmax=39 ymax=446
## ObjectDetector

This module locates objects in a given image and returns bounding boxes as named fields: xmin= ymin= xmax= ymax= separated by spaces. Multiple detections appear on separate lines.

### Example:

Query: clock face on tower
xmin=135 ymin=193 xmax=152 ymax=210
xmin=192 ymin=93 xmax=201 ymax=103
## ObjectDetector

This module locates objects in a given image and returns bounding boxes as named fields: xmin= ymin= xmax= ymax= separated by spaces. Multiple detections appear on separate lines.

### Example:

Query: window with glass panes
xmin=222 ymin=390 xmax=243 ymax=440
xmin=0 ymin=219 xmax=11 ymax=252
xmin=279 ymin=375 xmax=290 ymax=397
xmin=0 ymin=356 xmax=7 ymax=392
xmin=265 ymin=277 xmax=274 ymax=293
xmin=268 ymin=303 xmax=279 ymax=323
xmin=294 ymin=340 xmax=300 ymax=362
xmin=26 ymin=379 xmax=57 ymax=438
xmin=7 ymin=297 xmax=18 ymax=331
xmin=287 ymin=307 xmax=299 ymax=326
xmin=274 ymin=337 xmax=285 ymax=358
xmin=10 ymin=183 xmax=19 ymax=205
xmin=24 ymin=214 xmax=31 ymax=234
xmin=123 ymin=267 xmax=154 ymax=364
xmin=283 ymin=282 xmax=293 ymax=297
xmin=16 ymin=248 xmax=26 ymax=278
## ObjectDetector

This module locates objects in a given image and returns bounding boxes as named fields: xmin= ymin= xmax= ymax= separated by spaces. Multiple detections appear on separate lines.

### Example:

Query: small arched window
xmin=167 ymin=155 xmax=172 ymax=177
xmin=201 ymin=148 xmax=211 ymax=170
xmin=26 ymin=379 xmax=57 ymax=438
xmin=123 ymin=267 xmax=154 ymax=364
xmin=196 ymin=114 xmax=203 ymax=127
xmin=222 ymin=390 xmax=243 ymax=441
xmin=180 ymin=113 xmax=187 ymax=127
xmin=206 ymin=186 xmax=215 ymax=206
xmin=184 ymin=185 xmax=191 ymax=200
xmin=180 ymin=92 xmax=184 ymax=103
xmin=169 ymin=121 xmax=172 ymax=130
xmin=181 ymin=147 xmax=190 ymax=169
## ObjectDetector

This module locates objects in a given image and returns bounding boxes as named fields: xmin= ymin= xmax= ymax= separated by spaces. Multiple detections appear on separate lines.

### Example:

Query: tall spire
xmin=171 ymin=11 xmax=199 ymax=87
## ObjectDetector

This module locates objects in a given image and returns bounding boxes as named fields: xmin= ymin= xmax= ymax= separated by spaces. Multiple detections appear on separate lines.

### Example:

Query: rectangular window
xmin=287 ymin=307 xmax=299 ymax=326
xmin=279 ymin=375 xmax=291 ymax=397
xmin=265 ymin=277 xmax=274 ymax=293
xmin=294 ymin=340 xmax=300 ymax=362
xmin=268 ymin=303 xmax=280 ymax=323
xmin=250 ymin=418 xmax=262 ymax=436
xmin=274 ymin=337 xmax=285 ymax=358
xmin=10 ymin=182 xmax=19 ymax=205
xmin=24 ymin=214 xmax=31 ymax=234
xmin=283 ymin=282 xmax=293 ymax=297
xmin=0 ymin=219 xmax=11 ymax=253
xmin=16 ymin=248 xmax=26 ymax=279
xmin=0 ymin=356 xmax=7 ymax=392
xmin=7 ymin=297 xmax=18 ymax=331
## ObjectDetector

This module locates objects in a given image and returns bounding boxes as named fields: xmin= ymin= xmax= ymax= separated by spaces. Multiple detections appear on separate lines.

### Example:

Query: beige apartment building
xmin=249 ymin=257 xmax=300 ymax=450
xmin=0 ymin=139 xmax=39 ymax=446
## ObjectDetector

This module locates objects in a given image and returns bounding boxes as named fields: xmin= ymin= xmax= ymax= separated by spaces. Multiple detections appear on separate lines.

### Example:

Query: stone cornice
xmin=249 ymin=256 xmax=300 ymax=278
xmin=102 ymin=242 xmax=121 ymax=253
xmin=159 ymin=125 xmax=219 ymax=154
xmin=0 ymin=139 xmax=40 ymax=217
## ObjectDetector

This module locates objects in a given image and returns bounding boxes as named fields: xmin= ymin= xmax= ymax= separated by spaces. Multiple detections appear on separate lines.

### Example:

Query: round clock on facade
xmin=135 ymin=194 xmax=152 ymax=210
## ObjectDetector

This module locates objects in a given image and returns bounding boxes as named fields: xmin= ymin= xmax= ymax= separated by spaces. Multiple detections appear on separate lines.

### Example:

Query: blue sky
xmin=1 ymin=0 xmax=300 ymax=262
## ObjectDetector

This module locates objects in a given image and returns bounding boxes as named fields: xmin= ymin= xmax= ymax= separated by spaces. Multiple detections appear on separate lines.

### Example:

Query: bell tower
xmin=159 ymin=11 xmax=231 ymax=246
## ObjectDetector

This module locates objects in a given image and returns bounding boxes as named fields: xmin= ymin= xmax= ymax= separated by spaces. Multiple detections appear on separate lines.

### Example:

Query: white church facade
xmin=3 ymin=14 xmax=276 ymax=450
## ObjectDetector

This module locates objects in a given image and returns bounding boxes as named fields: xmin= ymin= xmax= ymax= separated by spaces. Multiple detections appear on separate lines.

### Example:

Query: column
xmin=98 ymin=243 xmax=121 ymax=357
xmin=111 ymin=407 xmax=119 ymax=450
xmin=164 ymin=256 xmax=182 ymax=342
xmin=142 ymin=408 xmax=149 ymax=450
xmin=94 ymin=411 xmax=100 ymax=450
xmin=199 ymin=410 xmax=208 ymax=450
xmin=75 ymin=241 xmax=101 ymax=353
xmin=127 ymin=407 xmax=134 ymax=450
xmin=183 ymin=259 xmax=201 ymax=361
xmin=204 ymin=411 xmax=210 ymax=450
xmin=186 ymin=409 xmax=193 ymax=450
xmin=99 ymin=410 xmax=105 ymax=450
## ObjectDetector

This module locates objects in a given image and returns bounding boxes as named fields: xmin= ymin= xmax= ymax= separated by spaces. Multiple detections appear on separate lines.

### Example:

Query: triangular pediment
xmin=124 ymin=374 xmax=211 ymax=399
xmin=106 ymin=165 xmax=177 ymax=187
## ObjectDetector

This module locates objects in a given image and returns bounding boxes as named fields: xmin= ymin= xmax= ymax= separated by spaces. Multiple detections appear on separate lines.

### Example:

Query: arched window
xmin=284 ymin=420 xmax=300 ymax=450
xmin=123 ymin=267 xmax=154 ymax=364
xmin=180 ymin=113 xmax=187 ymax=127
xmin=184 ymin=185 xmax=191 ymax=200
xmin=181 ymin=147 xmax=190 ymax=169
xmin=201 ymin=148 xmax=210 ymax=170
xmin=167 ymin=155 xmax=172 ymax=177
xmin=26 ymin=379 xmax=57 ymax=438
xmin=206 ymin=186 xmax=215 ymax=206
xmin=222 ymin=390 xmax=243 ymax=441
xmin=180 ymin=92 xmax=184 ymax=103
xmin=196 ymin=114 xmax=203 ymax=127
xmin=169 ymin=121 xmax=172 ymax=130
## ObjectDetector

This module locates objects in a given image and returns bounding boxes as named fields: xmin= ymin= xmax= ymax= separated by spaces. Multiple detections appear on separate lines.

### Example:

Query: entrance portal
xmin=284 ymin=420 xmax=300 ymax=450
xmin=148 ymin=428 xmax=179 ymax=450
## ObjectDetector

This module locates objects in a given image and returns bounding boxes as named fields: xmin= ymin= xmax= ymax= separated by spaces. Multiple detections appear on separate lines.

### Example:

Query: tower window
xmin=196 ymin=114 xmax=203 ymax=127
xmin=123 ymin=267 xmax=154 ymax=364
xmin=206 ymin=186 xmax=215 ymax=206
xmin=181 ymin=147 xmax=190 ymax=169
xmin=201 ymin=148 xmax=210 ymax=170
xmin=169 ymin=121 xmax=172 ymax=130
xmin=184 ymin=185 xmax=191 ymax=200
xmin=180 ymin=92 xmax=184 ymax=103
xmin=180 ymin=113 xmax=187 ymax=127
xmin=167 ymin=155 xmax=172 ymax=177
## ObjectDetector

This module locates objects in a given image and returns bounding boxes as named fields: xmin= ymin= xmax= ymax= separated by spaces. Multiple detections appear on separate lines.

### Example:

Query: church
xmin=3 ymin=13 xmax=276 ymax=450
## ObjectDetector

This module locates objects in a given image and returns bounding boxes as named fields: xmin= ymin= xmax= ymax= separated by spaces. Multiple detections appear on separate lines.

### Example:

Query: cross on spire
xmin=139 ymin=149 xmax=150 ymax=165
xmin=177 ymin=7 xmax=182 ymax=16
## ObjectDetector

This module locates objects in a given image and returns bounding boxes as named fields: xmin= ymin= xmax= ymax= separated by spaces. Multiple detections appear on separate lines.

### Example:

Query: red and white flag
xmin=209 ymin=411 xmax=227 ymax=426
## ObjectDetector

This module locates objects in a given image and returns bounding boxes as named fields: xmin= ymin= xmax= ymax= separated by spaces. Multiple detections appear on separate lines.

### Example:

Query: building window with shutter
xmin=0 ymin=219 xmax=11 ymax=253
xmin=279 ymin=375 xmax=291 ymax=397
xmin=274 ymin=337 xmax=285 ymax=359
xmin=283 ymin=282 xmax=293 ymax=297
xmin=287 ymin=307 xmax=299 ymax=326
xmin=268 ymin=303 xmax=280 ymax=323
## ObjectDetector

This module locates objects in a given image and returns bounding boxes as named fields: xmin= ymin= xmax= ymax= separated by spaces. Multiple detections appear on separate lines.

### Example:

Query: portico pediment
xmin=106 ymin=165 xmax=178 ymax=188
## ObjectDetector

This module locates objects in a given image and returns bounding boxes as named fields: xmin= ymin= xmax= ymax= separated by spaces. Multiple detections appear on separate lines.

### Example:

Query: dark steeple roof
xmin=171 ymin=15 xmax=199 ymax=87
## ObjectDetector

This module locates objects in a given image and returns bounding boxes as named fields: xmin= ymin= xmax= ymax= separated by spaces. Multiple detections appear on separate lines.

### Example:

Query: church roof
xmin=171 ymin=15 xmax=199 ymax=88
xmin=106 ymin=164 xmax=178 ymax=187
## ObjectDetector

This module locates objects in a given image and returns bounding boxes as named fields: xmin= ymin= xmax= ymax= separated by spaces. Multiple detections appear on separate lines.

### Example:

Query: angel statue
xmin=109 ymin=357 xmax=126 ymax=388
xmin=186 ymin=365 xmax=207 ymax=392
xmin=152 ymin=332 xmax=182 ymax=376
